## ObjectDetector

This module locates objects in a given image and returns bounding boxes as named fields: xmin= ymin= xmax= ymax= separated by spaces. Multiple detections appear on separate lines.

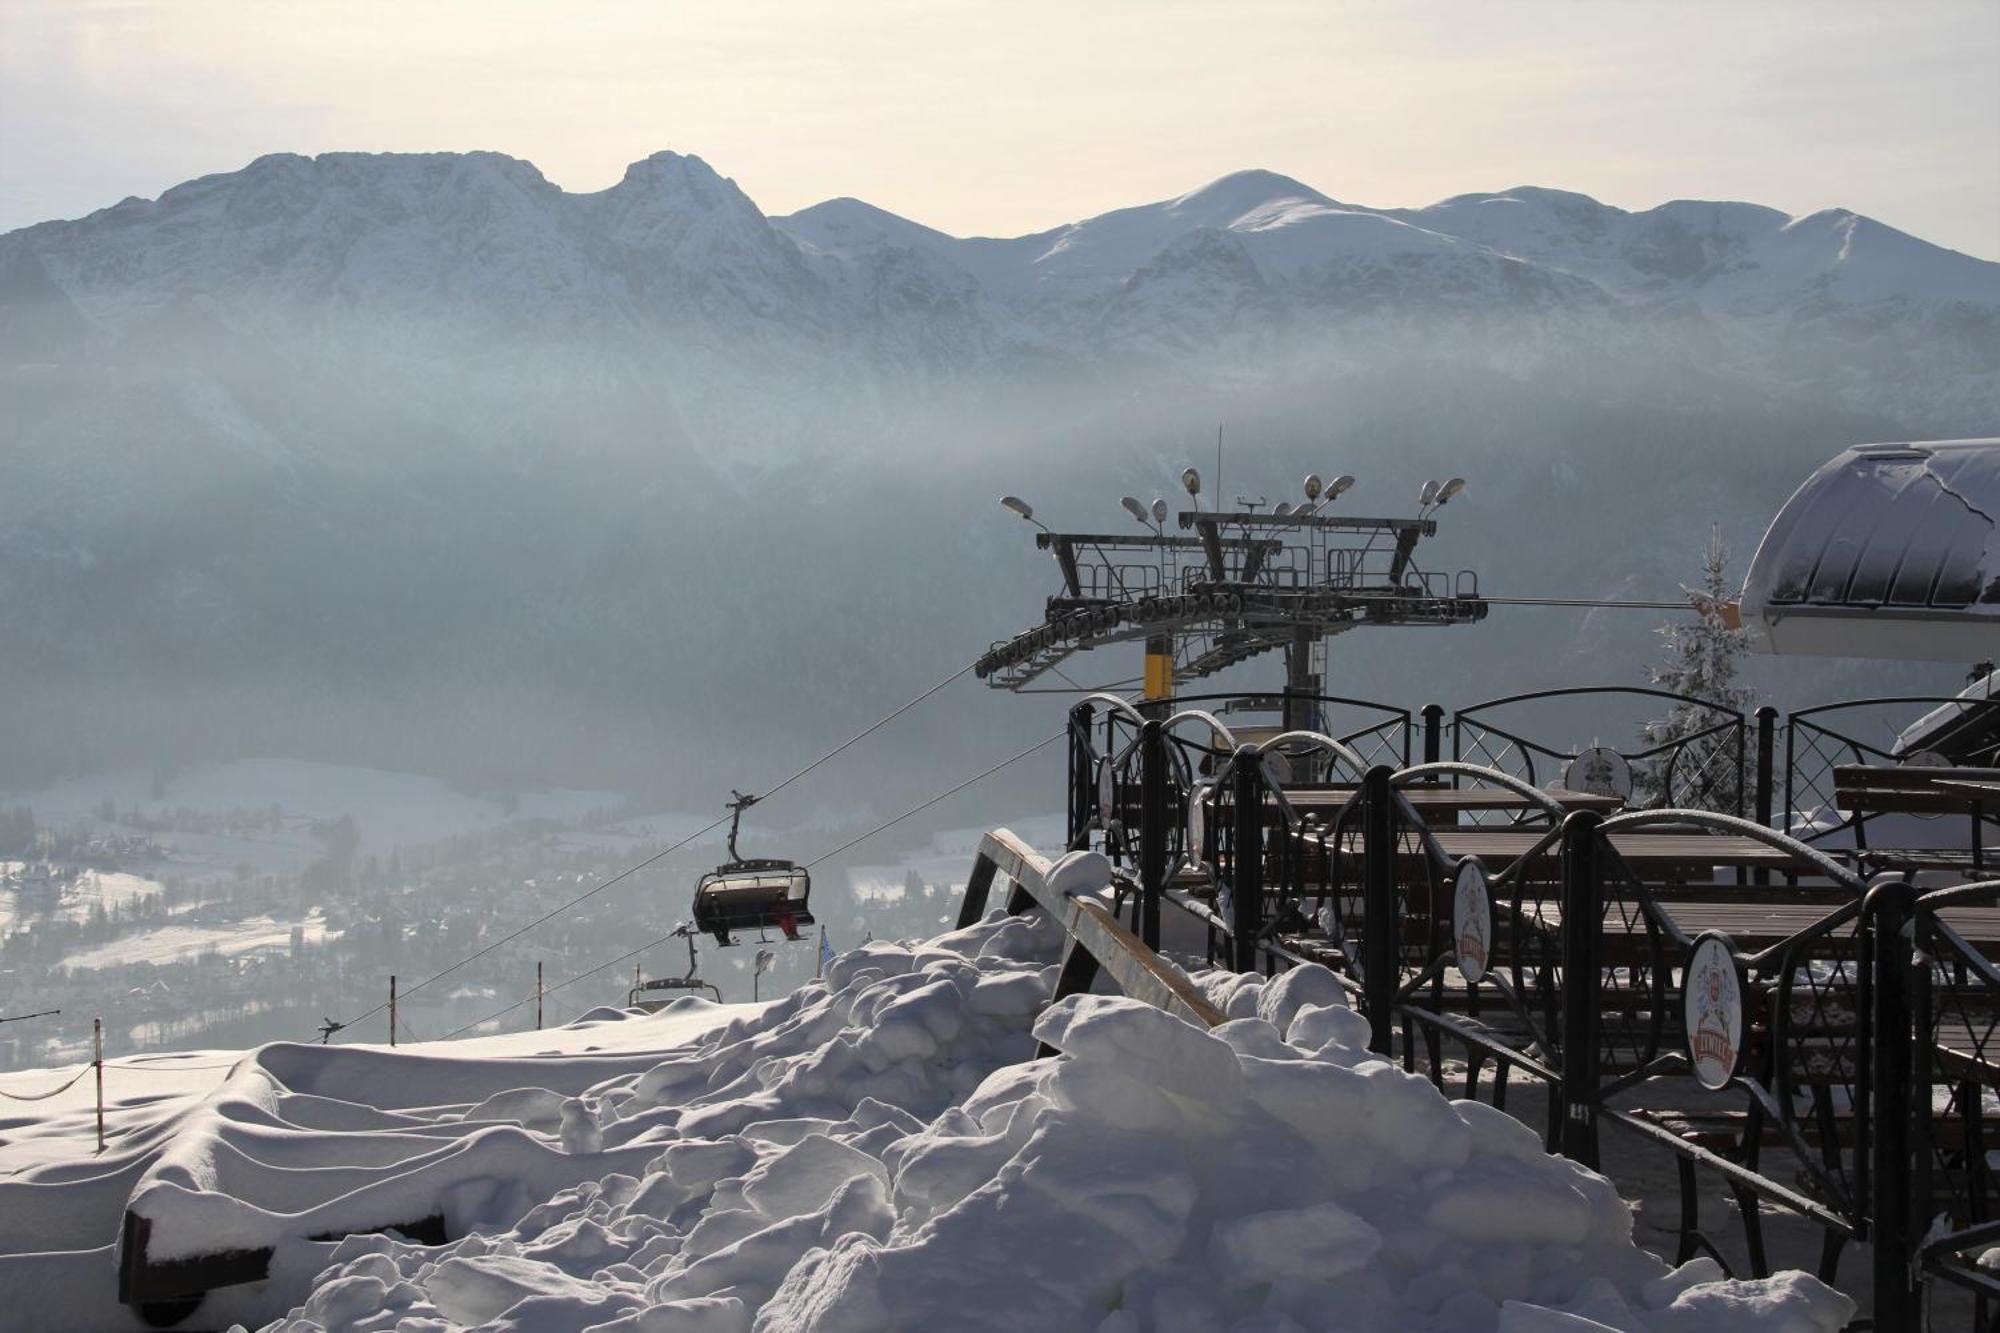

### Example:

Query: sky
xmin=4 ymin=0 xmax=1997 ymax=259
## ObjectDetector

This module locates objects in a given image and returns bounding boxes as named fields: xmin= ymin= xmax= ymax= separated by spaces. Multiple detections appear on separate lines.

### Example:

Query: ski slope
xmin=0 ymin=848 xmax=1852 ymax=1332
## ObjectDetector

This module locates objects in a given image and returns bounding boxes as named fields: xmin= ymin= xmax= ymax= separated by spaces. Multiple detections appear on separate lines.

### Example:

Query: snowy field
xmin=0 ymin=849 xmax=1852 ymax=1333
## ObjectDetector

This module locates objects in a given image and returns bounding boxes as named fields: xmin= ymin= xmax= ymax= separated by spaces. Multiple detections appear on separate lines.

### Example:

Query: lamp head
xmin=1328 ymin=475 xmax=1356 ymax=499
xmin=1303 ymin=473 xmax=1323 ymax=500
xmin=1418 ymin=479 xmax=1440 ymax=508
xmin=1121 ymin=495 xmax=1149 ymax=525
xmin=1000 ymin=495 xmax=1034 ymax=522
xmin=1181 ymin=468 xmax=1201 ymax=497
xmin=1436 ymin=477 xmax=1467 ymax=505
xmin=1151 ymin=497 xmax=1169 ymax=523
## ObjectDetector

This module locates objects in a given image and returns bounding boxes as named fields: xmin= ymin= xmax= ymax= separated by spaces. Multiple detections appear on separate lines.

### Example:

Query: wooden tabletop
xmin=1833 ymin=764 xmax=2000 ymax=814
xmin=1275 ymin=785 xmax=1624 ymax=815
xmin=1296 ymin=826 xmax=1813 ymax=875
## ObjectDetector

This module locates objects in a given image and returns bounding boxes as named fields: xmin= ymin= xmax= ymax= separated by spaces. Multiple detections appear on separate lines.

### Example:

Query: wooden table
xmin=1295 ymin=826 xmax=1813 ymax=878
xmin=1276 ymin=785 xmax=1625 ymax=819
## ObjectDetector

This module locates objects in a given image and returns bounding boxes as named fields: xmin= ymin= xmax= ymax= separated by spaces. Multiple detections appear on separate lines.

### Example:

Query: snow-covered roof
xmin=1740 ymin=438 xmax=2000 ymax=661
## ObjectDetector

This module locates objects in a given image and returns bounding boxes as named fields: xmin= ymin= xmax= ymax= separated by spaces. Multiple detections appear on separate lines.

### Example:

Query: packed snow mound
xmin=243 ymin=914 xmax=1850 ymax=1333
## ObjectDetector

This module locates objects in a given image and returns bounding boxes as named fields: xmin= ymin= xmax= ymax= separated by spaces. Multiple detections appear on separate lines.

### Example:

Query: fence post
xmin=1754 ymin=706 xmax=1777 ymax=830
xmin=388 ymin=976 xmax=397 ymax=1047
xmin=1421 ymin=704 xmax=1444 ymax=767
xmin=537 ymin=961 xmax=545 ymax=1031
xmin=1557 ymin=810 xmax=1603 ymax=1169
xmin=94 ymin=1017 xmax=105 ymax=1153
xmin=1068 ymin=702 xmax=1094 ymax=851
xmin=1869 ymin=880 xmax=1918 ymax=1333
xmin=1361 ymin=764 xmax=1397 ymax=1055
xmin=1139 ymin=719 xmax=1167 ymax=951
xmin=1230 ymin=745 xmax=1264 ymax=973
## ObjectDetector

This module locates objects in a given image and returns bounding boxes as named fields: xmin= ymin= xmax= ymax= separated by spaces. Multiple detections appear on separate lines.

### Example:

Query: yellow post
xmin=1143 ymin=635 xmax=1174 ymax=704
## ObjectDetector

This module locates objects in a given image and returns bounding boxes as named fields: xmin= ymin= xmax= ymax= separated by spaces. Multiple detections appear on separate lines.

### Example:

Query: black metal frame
xmin=1453 ymin=685 xmax=1749 ymax=817
xmin=1785 ymin=694 xmax=2000 ymax=854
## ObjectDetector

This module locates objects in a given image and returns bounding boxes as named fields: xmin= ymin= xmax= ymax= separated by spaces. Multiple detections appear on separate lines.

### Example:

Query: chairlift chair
xmin=691 ymin=791 xmax=815 ymax=947
xmin=629 ymin=924 xmax=723 ymax=1009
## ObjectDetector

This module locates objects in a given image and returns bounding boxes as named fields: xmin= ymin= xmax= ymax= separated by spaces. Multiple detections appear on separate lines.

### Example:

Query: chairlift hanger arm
xmin=1034 ymin=531 xmax=1280 ymax=552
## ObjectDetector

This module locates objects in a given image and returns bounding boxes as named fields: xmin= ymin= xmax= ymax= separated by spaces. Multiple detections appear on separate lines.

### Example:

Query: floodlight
xmin=1151 ymin=498 xmax=1169 ymax=523
xmin=1121 ymin=496 xmax=1150 ymax=525
xmin=1418 ymin=479 xmax=1440 ymax=507
xmin=1303 ymin=473 xmax=1323 ymax=500
xmin=1000 ymin=495 xmax=1034 ymax=522
xmin=1437 ymin=477 xmax=1467 ymax=505
xmin=1328 ymin=475 xmax=1356 ymax=499
xmin=1181 ymin=468 xmax=1201 ymax=496
xmin=1274 ymin=502 xmax=1295 ymax=517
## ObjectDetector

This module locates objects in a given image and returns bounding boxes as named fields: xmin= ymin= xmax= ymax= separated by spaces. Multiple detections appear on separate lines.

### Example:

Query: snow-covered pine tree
xmin=1634 ymin=526 xmax=1756 ymax=811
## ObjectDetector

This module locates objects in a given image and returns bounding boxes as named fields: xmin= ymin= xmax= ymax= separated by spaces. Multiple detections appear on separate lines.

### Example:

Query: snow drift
xmin=0 ymin=845 xmax=1853 ymax=1331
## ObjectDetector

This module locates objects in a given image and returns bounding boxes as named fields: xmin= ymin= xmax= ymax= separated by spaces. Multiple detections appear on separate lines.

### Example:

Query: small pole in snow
xmin=389 ymin=976 xmax=397 ymax=1048
xmin=93 ymin=1017 xmax=105 ymax=1153
xmin=536 ymin=961 xmax=544 ymax=1031
xmin=816 ymin=924 xmax=826 ymax=981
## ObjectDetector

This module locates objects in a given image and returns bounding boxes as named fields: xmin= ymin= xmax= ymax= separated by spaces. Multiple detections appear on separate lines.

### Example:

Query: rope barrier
xmin=0 ymin=1063 xmax=94 ymax=1102
xmin=320 ymin=654 xmax=984 ymax=1041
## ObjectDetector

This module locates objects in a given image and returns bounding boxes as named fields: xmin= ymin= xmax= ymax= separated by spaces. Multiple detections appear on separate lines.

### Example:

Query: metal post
xmin=93 ymin=1017 xmax=105 ymax=1153
xmin=1283 ymin=626 xmax=1319 ymax=733
xmin=1557 ymin=810 xmax=1604 ymax=1169
xmin=536 ymin=961 xmax=544 ymax=1031
xmin=1755 ymin=706 xmax=1777 ymax=830
xmin=1230 ymin=745 xmax=1264 ymax=973
xmin=388 ymin=976 xmax=397 ymax=1047
xmin=1139 ymin=719 xmax=1167 ymax=951
xmin=1361 ymin=764 xmax=1398 ymax=1055
xmin=1143 ymin=634 xmax=1174 ymax=712
xmin=1869 ymin=880 xmax=1918 ymax=1333
xmin=1421 ymin=704 xmax=1444 ymax=766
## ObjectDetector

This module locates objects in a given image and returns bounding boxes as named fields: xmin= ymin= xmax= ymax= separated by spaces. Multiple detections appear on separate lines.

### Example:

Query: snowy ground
xmin=0 ymin=849 xmax=1855 ymax=1333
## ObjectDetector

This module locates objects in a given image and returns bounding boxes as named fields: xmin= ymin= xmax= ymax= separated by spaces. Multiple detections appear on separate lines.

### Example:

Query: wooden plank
xmin=972 ymin=830 xmax=1226 ymax=1029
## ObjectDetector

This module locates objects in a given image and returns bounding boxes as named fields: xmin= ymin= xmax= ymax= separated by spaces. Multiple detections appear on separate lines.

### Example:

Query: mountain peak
xmin=1167 ymin=169 xmax=1331 ymax=220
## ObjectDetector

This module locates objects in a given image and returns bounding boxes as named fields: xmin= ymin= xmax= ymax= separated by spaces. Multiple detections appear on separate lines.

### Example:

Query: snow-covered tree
xmin=1634 ymin=527 xmax=1756 ymax=811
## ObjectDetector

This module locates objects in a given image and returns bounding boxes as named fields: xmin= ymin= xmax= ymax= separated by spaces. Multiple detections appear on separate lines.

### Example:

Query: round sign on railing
xmin=1452 ymin=857 xmax=1492 ymax=984
xmin=1096 ymin=756 xmax=1116 ymax=827
xmin=1564 ymin=746 xmax=1633 ymax=801
xmin=1682 ymin=932 xmax=1743 ymax=1090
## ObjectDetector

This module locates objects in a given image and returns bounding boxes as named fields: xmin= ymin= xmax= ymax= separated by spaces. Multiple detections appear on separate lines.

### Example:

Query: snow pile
xmin=249 ymin=908 xmax=1852 ymax=1333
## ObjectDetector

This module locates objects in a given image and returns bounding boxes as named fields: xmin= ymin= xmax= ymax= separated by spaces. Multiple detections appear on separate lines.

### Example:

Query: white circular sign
xmin=1452 ymin=859 xmax=1492 ymax=984
xmin=1565 ymin=746 xmax=1633 ymax=801
xmin=1682 ymin=934 xmax=1743 ymax=1091
xmin=1096 ymin=756 xmax=1116 ymax=826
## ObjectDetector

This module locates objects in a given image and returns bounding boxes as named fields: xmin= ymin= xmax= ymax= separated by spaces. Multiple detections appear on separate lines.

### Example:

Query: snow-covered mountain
xmin=0 ymin=150 xmax=1990 ymax=791
xmin=5 ymin=151 xmax=1996 ymax=475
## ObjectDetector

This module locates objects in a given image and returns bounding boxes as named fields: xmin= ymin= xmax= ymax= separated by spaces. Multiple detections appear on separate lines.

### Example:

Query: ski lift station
xmin=1738 ymin=438 xmax=2000 ymax=663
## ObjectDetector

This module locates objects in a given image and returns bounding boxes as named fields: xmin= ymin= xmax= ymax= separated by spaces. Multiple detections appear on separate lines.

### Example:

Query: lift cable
xmin=314 ymin=656 xmax=982 ymax=1041
xmin=440 ymin=727 xmax=1062 ymax=1039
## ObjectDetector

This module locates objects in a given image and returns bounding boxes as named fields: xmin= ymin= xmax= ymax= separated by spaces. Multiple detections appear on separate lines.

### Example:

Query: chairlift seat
xmin=693 ymin=858 xmax=814 ymax=946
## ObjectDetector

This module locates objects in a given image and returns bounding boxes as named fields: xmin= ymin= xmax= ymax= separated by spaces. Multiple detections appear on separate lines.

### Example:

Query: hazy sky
xmin=5 ymin=0 xmax=1997 ymax=258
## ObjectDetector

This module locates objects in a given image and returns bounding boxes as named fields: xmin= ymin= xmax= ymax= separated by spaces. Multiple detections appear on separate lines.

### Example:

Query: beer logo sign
xmin=1452 ymin=858 xmax=1492 ymax=984
xmin=1564 ymin=746 xmax=1633 ymax=801
xmin=1683 ymin=934 xmax=1743 ymax=1090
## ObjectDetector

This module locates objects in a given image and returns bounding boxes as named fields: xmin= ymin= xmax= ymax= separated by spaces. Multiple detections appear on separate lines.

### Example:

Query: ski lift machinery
xmin=690 ymin=791 xmax=815 ymax=946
